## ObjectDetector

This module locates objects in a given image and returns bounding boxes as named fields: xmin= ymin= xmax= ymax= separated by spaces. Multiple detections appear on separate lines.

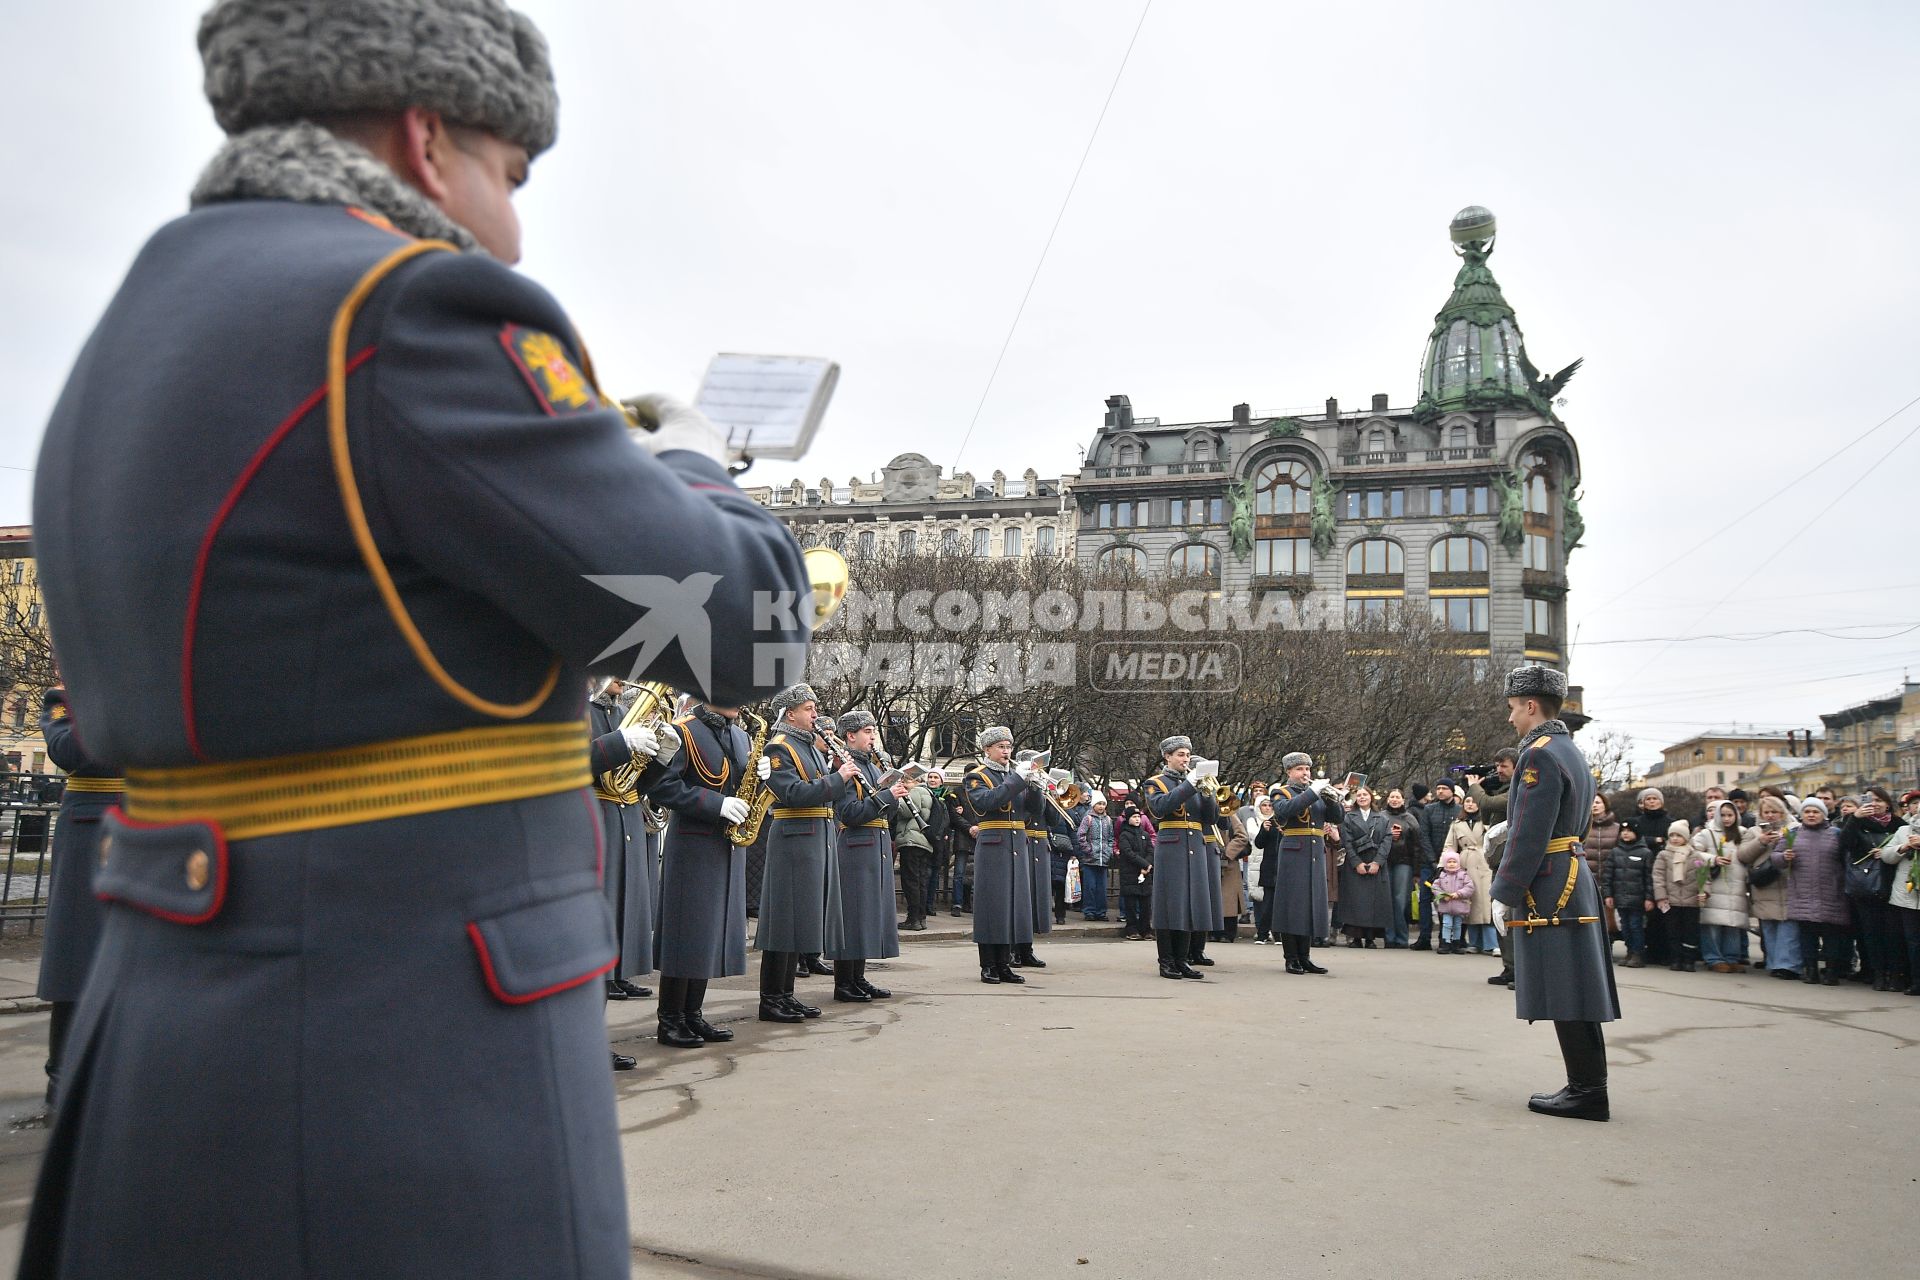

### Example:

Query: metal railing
xmin=0 ymin=774 xmax=66 ymax=936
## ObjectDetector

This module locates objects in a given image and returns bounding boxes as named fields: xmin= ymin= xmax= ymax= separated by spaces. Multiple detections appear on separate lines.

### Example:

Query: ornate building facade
xmin=1070 ymin=206 xmax=1582 ymax=674
xmin=741 ymin=454 xmax=1074 ymax=563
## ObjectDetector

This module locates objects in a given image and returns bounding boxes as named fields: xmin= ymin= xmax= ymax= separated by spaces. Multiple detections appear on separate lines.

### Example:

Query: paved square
xmin=0 ymin=931 xmax=1912 ymax=1277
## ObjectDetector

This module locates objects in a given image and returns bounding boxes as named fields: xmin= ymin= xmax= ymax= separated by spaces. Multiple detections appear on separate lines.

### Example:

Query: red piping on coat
xmin=466 ymin=921 xmax=616 ymax=1006
xmin=181 ymin=346 xmax=378 ymax=760
xmin=96 ymin=806 xmax=230 ymax=926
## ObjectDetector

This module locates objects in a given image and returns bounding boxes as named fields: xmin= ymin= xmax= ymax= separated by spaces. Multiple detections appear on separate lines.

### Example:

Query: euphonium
xmin=604 ymin=679 xmax=677 ymax=800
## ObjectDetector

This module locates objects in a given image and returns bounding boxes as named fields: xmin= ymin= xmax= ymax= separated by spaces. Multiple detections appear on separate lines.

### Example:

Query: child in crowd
xmin=1653 ymin=818 xmax=1707 ymax=972
xmin=1601 ymin=815 xmax=1656 ymax=967
xmin=1431 ymin=851 xmax=1475 ymax=954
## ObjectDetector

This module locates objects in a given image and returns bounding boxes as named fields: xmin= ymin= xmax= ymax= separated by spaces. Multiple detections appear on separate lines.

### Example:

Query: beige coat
xmin=1219 ymin=815 xmax=1248 ymax=915
xmin=1653 ymin=839 xmax=1708 ymax=908
xmin=1736 ymin=825 xmax=1791 ymax=921
xmin=1444 ymin=819 xmax=1494 ymax=926
xmin=1692 ymin=825 xmax=1750 ymax=929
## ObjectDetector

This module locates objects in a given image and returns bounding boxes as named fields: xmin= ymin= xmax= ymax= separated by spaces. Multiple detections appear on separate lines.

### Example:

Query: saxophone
xmin=725 ymin=708 xmax=775 ymax=847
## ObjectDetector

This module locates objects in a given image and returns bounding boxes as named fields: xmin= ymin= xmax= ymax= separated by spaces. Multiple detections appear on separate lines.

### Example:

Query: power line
xmin=1628 ymin=406 xmax=1920 ymax=681
xmin=1577 ymin=621 xmax=1920 ymax=648
xmin=1571 ymin=388 xmax=1920 ymax=634
xmin=950 ymin=0 xmax=1152 ymax=469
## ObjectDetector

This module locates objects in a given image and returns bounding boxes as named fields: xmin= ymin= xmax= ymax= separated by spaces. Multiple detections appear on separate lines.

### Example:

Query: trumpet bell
xmin=804 ymin=546 xmax=850 ymax=627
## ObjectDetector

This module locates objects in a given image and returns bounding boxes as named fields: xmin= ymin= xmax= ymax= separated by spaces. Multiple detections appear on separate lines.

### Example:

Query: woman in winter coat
xmin=1839 ymin=785 xmax=1906 ymax=991
xmin=1691 ymin=800 xmax=1752 ymax=971
xmin=1247 ymin=795 xmax=1275 ymax=943
xmin=1771 ymin=797 xmax=1850 ymax=984
xmin=1888 ymin=791 xmax=1920 ymax=996
xmin=1215 ymin=812 xmax=1250 ymax=942
xmin=1113 ymin=806 xmax=1155 ymax=941
xmin=1382 ymin=788 xmax=1425 ymax=948
xmin=1444 ymin=795 xmax=1496 ymax=954
xmin=1584 ymin=794 xmax=1622 ymax=940
xmin=1737 ymin=794 xmax=1799 ymax=978
xmin=1338 ymin=787 xmax=1394 ymax=946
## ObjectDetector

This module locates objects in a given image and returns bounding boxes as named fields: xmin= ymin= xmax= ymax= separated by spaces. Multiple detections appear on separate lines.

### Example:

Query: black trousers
xmin=1902 ymin=908 xmax=1920 ymax=990
xmin=977 ymin=943 xmax=1011 ymax=969
xmin=1279 ymin=933 xmax=1313 ymax=963
xmin=1664 ymin=905 xmax=1700 ymax=963
xmin=1156 ymin=930 xmax=1189 ymax=964
xmin=1858 ymin=898 xmax=1907 ymax=986
xmin=657 ymin=975 xmax=709 ymax=1016
xmin=760 ymin=949 xmax=795 ymax=996
xmin=1120 ymin=895 xmax=1149 ymax=934
xmin=1253 ymin=889 xmax=1275 ymax=939
xmin=898 ymin=847 xmax=932 ymax=923
xmin=1187 ymin=930 xmax=1207 ymax=962
xmin=1796 ymin=920 xmax=1849 ymax=971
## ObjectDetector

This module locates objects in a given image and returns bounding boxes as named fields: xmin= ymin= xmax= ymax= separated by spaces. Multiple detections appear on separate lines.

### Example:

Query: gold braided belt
xmin=64 ymin=777 xmax=127 ymax=794
xmin=1512 ymin=836 xmax=1593 ymax=932
xmin=124 ymin=721 xmax=591 ymax=843
xmin=977 ymin=819 xmax=1024 ymax=831
xmin=1159 ymin=819 xmax=1203 ymax=831
xmin=771 ymin=807 xmax=833 ymax=820
xmin=1282 ymin=826 xmax=1321 ymax=837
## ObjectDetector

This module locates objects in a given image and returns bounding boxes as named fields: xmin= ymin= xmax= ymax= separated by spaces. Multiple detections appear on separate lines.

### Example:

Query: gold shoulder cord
xmin=327 ymin=242 xmax=562 ymax=719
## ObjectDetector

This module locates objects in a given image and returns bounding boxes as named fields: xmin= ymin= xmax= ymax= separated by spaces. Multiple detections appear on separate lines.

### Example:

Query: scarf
xmin=190 ymin=121 xmax=483 ymax=253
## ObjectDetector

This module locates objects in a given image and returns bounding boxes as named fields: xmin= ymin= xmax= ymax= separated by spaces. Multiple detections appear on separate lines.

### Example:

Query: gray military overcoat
xmin=1025 ymin=787 xmax=1055 ymax=934
xmin=1145 ymin=770 xmax=1219 ymax=931
xmin=35 ymin=690 xmax=120 ymax=1005
xmin=1492 ymin=720 xmax=1621 ymax=1024
xmin=964 ymin=764 xmax=1034 ymax=947
xmin=832 ymin=753 xmax=901 ymax=961
xmin=655 ymin=713 xmax=752 ymax=980
xmin=588 ymin=695 xmax=660 ymax=979
xmin=1261 ymin=785 xmax=1341 ymax=939
xmin=756 ymin=725 xmax=847 ymax=954
xmin=24 ymin=198 xmax=809 ymax=1278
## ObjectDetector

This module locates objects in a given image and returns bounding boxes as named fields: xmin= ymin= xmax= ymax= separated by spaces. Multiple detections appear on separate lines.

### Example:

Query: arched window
xmin=1035 ymin=526 xmax=1056 ymax=556
xmin=1003 ymin=528 xmax=1023 ymax=557
xmin=856 ymin=530 xmax=875 ymax=558
xmin=898 ymin=529 xmax=917 ymax=555
xmin=1345 ymin=539 xmax=1403 ymax=576
xmin=1192 ymin=438 xmax=1211 ymax=463
xmin=1366 ymin=428 xmax=1386 ymax=452
xmin=1526 ymin=473 xmax=1549 ymax=514
xmin=972 ymin=527 xmax=990 ymax=556
xmin=826 ymin=531 xmax=846 ymax=553
xmin=1096 ymin=545 xmax=1147 ymax=576
xmin=1117 ymin=443 xmax=1137 ymax=466
xmin=1254 ymin=458 xmax=1311 ymax=515
xmin=1448 ymin=425 xmax=1468 ymax=448
xmin=1168 ymin=542 xmax=1220 ymax=580
xmin=942 ymin=528 xmax=962 ymax=554
xmin=1428 ymin=536 xmax=1488 ymax=574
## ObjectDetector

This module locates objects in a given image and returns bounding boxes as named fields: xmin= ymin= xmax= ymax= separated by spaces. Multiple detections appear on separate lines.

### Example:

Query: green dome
xmin=1416 ymin=206 xmax=1542 ymax=416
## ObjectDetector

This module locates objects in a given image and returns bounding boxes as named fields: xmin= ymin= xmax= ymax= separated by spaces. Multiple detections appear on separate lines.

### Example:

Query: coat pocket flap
xmin=467 ymin=889 xmax=616 ymax=1005
xmin=95 ymin=810 xmax=228 ymax=925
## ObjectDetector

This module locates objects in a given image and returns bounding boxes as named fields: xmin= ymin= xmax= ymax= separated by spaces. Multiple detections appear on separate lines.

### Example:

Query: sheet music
xmin=694 ymin=353 xmax=839 ymax=461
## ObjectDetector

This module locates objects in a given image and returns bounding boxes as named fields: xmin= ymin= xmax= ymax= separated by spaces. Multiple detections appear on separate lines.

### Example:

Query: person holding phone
xmin=1738 ymin=794 xmax=1800 ymax=978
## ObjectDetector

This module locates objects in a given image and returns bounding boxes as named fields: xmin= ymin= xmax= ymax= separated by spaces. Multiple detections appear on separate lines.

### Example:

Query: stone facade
xmin=1658 ymin=731 xmax=1794 ymax=794
xmin=741 ymin=456 xmax=1074 ymax=562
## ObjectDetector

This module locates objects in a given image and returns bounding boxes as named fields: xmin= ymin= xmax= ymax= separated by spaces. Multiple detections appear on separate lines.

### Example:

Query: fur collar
xmin=190 ymin=121 xmax=482 ymax=254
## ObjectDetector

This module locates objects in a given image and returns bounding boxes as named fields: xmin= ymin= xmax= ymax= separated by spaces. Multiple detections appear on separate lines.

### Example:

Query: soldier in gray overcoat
xmin=1018 ymin=752 xmax=1054 ymax=963
xmin=20 ymin=2 xmax=812 ymax=1272
xmin=652 ymin=704 xmax=760 ymax=1048
xmin=1491 ymin=666 xmax=1621 ymax=1122
xmin=963 ymin=727 xmax=1035 ymax=984
xmin=830 ymin=711 xmax=908 ymax=1001
xmin=586 ymin=676 xmax=678 ymax=1070
xmin=34 ymin=689 xmax=122 ymax=1109
xmin=756 ymin=683 xmax=853 ymax=1023
xmin=1259 ymin=753 xmax=1343 ymax=974
xmin=1143 ymin=736 xmax=1220 ymax=979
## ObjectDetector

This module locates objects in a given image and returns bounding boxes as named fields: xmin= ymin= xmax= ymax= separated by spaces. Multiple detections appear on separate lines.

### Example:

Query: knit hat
xmin=1409 ymin=782 xmax=1430 ymax=802
xmin=975 ymin=725 xmax=1011 ymax=751
xmin=199 ymin=0 xmax=561 ymax=157
xmin=1503 ymin=664 xmax=1568 ymax=701
xmin=1667 ymin=819 xmax=1691 ymax=839
xmin=1281 ymin=751 xmax=1311 ymax=770
xmin=836 ymin=709 xmax=876 ymax=736
xmin=1799 ymin=797 xmax=1829 ymax=820
xmin=1440 ymin=851 xmax=1461 ymax=868
xmin=769 ymin=683 xmax=818 ymax=716
xmin=1638 ymin=788 xmax=1664 ymax=805
xmin=1160 ymin=736 xmax=1192 ymax=756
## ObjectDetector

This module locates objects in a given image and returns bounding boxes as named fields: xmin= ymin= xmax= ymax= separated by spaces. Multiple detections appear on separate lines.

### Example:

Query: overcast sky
xmin=4 ymin=1 xmax=1918 ymax=769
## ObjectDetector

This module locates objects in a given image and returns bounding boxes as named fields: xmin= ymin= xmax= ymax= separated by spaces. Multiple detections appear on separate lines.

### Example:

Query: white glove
xmin=1309 ymin=778 xmax=1332 ymax=797
xmin=1249 ymin=885 xmax=1265 ymax=903
xmin=1491 ymin=898 xmax=1509 ymax=937
xmin=719 ymin=796 xmax=751 ymax=825
xmin=757 ymin=755 xmax=773 ymax=780
xmin=622 ymin=724 xmax=660 ymax=759
xmin=624 ymin=393 xmax=730 ymax=466
xmin=650 ymin=721 xmax=681 ymax=766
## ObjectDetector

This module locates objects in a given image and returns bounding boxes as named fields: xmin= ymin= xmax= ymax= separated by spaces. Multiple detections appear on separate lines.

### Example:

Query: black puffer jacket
xmin=1601 ymin=842 xmax=1656 ymax=907
xmin=1115 ymin=821 xmax=1154 ymax=896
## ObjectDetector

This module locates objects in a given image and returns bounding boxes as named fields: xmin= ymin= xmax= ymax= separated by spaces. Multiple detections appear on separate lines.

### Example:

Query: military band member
xmin=756 ymin=684 xmax=853 ymax=1023
xmin=1014 ymin=750 xmax=1052 ymax=969
xmin=34 ymin=689 xmax=123 ymax=1109
xmin=586 ymin=676 xmax=678 ymax=1006
xmin=1143 ymin=737 xmax=1219 ymax=979
xmin=963 ymin=728 xmax=1035 ymax=984
xmin=831 ymin=711 xmax=908 ymax=1002
xmin=25 ymin=2 xmax=815 ymax=1272
xmin=1259 ymin=753 xmax=1342 ymax=975
xmin=653 ymin=703 xmax=762 ymax=1048
xmin=1490 ymin=666 xmax=1620 ymax=1121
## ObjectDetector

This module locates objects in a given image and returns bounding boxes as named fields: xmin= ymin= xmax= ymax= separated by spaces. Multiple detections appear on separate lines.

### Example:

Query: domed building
xmin=1071 ymin=207 xmax=1583 ymax=685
